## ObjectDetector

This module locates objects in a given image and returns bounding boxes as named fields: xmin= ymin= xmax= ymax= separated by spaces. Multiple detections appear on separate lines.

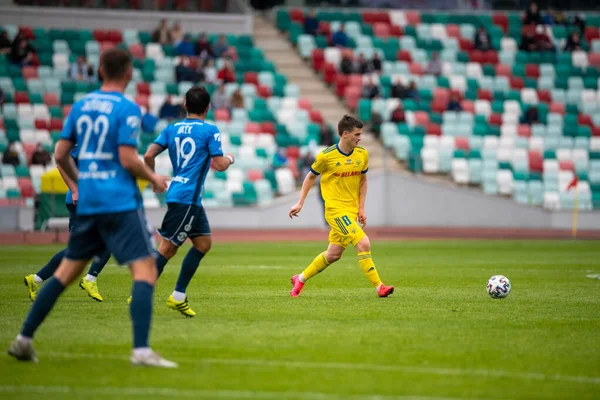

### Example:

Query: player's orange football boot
xmin=290 ymin=274 xmax=305 ymax=297
xmin=377 ymin=284 xmax=394 ymax=297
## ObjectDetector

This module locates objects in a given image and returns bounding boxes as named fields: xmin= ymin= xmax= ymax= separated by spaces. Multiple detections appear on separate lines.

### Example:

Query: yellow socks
xmin=358 ymin=252 xmax=382 ymax=287
xmin=301 ymin=252 xmax=331 ymax=281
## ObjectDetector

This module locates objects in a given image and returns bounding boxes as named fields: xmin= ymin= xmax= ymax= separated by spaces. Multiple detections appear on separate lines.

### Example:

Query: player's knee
xmin=131 ymin=257 xmax=157 ymax=284
xmin=355 ymin=237 xmax=371 ymax=253
xmin=192 ymin=236 xmax=212 ymax=254
xmin=326 ymin=252 xmax=342 ymax=263
xmin=158 ymin=241 xmax=178 ymax=259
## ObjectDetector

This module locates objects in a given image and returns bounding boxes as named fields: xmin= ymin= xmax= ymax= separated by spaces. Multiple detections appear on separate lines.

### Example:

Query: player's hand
xmin=151 ymin=174 xmax=169 ymax=193
xmin=289 ymin=202 xmax=303 ymax=219
xmin=358 ymin=209 xmax=367 ymax=227
xmin=226 ymin=153 xmax=235 ymax=165
xmin=71 ymin=190 xmax=78 ymax=206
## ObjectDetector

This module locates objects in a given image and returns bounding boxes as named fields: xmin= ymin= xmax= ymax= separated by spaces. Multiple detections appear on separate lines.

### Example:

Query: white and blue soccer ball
xmin=487 ymin=275 xmax=511 ymax=299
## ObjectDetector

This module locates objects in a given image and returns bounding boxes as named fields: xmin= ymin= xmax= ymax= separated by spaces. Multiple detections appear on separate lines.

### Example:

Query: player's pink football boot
xmin=377 ymin=284 xmax=394 ymax=297
xmin=290 ymin=274 xmax=305 ymax=297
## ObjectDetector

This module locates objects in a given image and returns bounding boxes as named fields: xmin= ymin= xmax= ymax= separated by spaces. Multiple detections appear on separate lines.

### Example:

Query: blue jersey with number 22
xmin=60 ymin=90 xmax=143 ymax=215
xmin=154 ymin=118 xmax=223 ymax=206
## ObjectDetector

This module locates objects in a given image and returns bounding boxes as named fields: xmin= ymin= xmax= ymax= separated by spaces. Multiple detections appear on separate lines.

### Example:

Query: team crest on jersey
xmin=345 ymin=159 xmax=352 ymax=164
xmin=356 ymin=160 xmax=362 ymax=166
xmin=177 ymin=232 xmax=188 ymax=242
xmin=126 ymin=116 xmax=140 ymax=129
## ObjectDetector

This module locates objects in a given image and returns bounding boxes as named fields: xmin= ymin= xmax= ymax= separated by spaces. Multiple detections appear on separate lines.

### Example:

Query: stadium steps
xmin=253 ymin=15 xmax=399 ymax=170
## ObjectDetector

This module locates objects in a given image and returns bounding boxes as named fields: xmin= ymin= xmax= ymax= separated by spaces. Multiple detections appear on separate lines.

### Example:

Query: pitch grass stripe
xmin=44 ymin=351 xmax=600 ymax=385
xmin=0 ymin=385 xmax=478 ymax=400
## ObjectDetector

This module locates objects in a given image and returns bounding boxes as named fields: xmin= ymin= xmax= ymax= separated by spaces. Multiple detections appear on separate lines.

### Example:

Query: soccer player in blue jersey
xmin=143 ymin=85 xmax=235 ymax=317
xmin=7 ymin=48 xmax=176 ymax=367
xmin=24 ymin=144 xmax=111 ymax=303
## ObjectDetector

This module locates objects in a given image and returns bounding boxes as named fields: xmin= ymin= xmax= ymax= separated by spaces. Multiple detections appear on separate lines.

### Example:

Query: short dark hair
xmin=337 ymin=115 xmax=364 ymax=136
xmin=99 ymin=48 xmax=132 ymax=81
xmin=185 ymin=86 xmax=211 ymax=115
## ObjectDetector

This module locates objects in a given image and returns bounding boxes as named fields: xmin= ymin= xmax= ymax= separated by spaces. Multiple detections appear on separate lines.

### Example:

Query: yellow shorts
xmin=325 ymin=212 xmax=366 ymax=248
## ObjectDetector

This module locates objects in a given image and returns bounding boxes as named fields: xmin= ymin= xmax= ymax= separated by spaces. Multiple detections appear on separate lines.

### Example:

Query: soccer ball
xmin=487 ymin=275 xmax=511 ymax=299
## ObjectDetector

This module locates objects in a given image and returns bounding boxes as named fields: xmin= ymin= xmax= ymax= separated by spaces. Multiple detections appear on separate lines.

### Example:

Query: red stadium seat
xmin=257 ymin=85 xmax=271 ymax=98
xmin=426 ymin=123 xmax=441 ymax=136
xmin=22 ymin=143 xmax=37 ymax=162
xmin=62 ymin=105 xmax=72 ymax=117
xmin=588 ymin=53 xmax=600 ymax=68
xmin=455 ymin=137 xmax=469 ymax=150
xmin=93 ymin=29 xmax=108 ymax=42
xmin=14 ymin=92 xmax=30 ymax=104
xmin=559 ymin=160 xmax=575 ymax=171
xmin=469 ymin=50 xmax=485 ymax=64
xmin=446 ymin=24 xmax=460 ymax=38
xmin=34 ymin=119 xmax=48 ymax=130
xmin=335 ymin=74 xmax=349 ymax=97
xmin=21 ymin=66 xmax=37 ymax=80
xmin=390 ymin=25 xmax=403 ymax=37
xmin=18 ymin=178 xmax=34 ymax=198
xmin=298 ymin=98 xmax=311 ymax=110
xmin=414 ymin=111 xmax=429 ymax=125
xmin=477 ymin=89 xmax=493 ymax=101
xmin=49 ymin=118 xmax=63 ymax=130
xmin=134 ymin=94 xmax=148 ymax=108
xmin=137 ymin=82 xmax=150 ymax=95
xmin=309 ymin=110 xmax=323 ymax=124
xmin=578 ymin=114 xmax=593 ymax=127
xmin=373 ymin=23 xmax=390 ymax=38
xmin=260 ymin=122 xmax=276 ymax=135
xmin=528 ymin=150 xmax=543 ymax=173
xmin=495 ymin=64 xmax=511 ymax=77
xmin=246 ymin=122 xmax=260 ymax=134
xmin=286 ymin=146 xmax=300 ymax=159
xmin=244 ymin=72 xmax=258 ymax=85
xmin=247 ymin=169 xmax=264 ymax=182
xmin=100 ymin=41 xmax=116 ymax=52
xmin=489 ymin=114 xmax=503 ymax=126
xmin=584 ymin=27 xmax=600 ymax=43
xmin=517 ymin=124 xmax=531 ymax=137
xmin=348 ymin=74 xmax=363 ymax=87
xmin=549 ymin=102 xmax=565 ymax=114
xmin=485 ymin=51 xmax=499 ymax=65
xmin=433 ymin=87 xmax=449 ymax=102
xmin=521 ymin=25 xmax=536 ymax=36
xmin=311 ymin=49 xmax=325 ymax=71
xmin=397 ymin=50 xmax=412 ymax=62
xmin=214 ymin=108 xmax=230 ymax=121
xmin=107 ymin=30 xmax=123 ymax=43
xmin=537 ymin=90 xmax=552 ymax=103
xmin=129 ymin=43 xmax=145 ymax=59
xmin=344 ymin=86 xmax=361 ymax=110
xmin=510 ymin=76 xmax=524 ymax=90
xmin=19 ymin=26 xmax=34 ymax=40
xmin=289 ymin=9 xmax=304 ymax=23
xmin=459 ymin=39 xmax=473 ymax=51
xmin=430 ymin=100 xmax=447 ymax=114
xmin=319 ymin=22 xmax=331 ymax=35
xmin=492 ymin=14 xmax=509 ymax=33
xmin=323 ymin=63 xmax=337 ymax=84
xmin=461 ymin=100 xmax=475 ymax=113
xmin=525 ymin=64 xmax=540 ymax=78
xmin=593 ymin=126 xmax=600 ymax=137
xmin=43 ymin=93 xmax=58 ymax=107
xmin=405 ymin=11 xmax=421 ymax=25
xmin=409 ymin=63 xmax=423 ymax=75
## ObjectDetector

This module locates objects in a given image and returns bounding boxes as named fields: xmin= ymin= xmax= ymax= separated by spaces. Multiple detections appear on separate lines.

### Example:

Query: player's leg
xmin=24 ymin=248 xmax=67 ymax=301
xmin=290 ymin=240 xmax=345 ymax=297
xmin=166 ymin=235 xmax=210 ymax=317
xmin=104 ymin=209 xmax=177 ymax=368
xmin=79 ymin=249 xmax=111 ymax=302
xmin=354 ymin=235 xmax=394 ymax=297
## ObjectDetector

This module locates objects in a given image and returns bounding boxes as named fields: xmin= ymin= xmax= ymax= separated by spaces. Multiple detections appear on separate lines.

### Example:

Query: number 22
xmin=76 ymin=114 xmax=113 ymax=160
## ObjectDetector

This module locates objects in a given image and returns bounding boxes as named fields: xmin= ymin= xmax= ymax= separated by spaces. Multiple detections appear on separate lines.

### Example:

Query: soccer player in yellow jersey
xmin=288 ymin=115 xmax=394 ymax=298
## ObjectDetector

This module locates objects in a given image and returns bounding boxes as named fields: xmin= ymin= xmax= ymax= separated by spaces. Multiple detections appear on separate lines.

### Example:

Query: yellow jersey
xmin=311 ymin=144 xmax=369 ymax=217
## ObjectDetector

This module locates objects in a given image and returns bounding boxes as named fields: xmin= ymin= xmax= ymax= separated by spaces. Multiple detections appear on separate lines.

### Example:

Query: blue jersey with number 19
xmin=60 ymin=90 xmax=143 ymax=215
xmin=154 ymin=118 xmax=223 ymax=206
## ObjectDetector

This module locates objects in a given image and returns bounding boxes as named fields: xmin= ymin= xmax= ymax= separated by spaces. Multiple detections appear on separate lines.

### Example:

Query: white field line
xmin=42 ymin=351 xmax=600 ymax=385
xmin=0 ymin=385 xmax=477 ymax=400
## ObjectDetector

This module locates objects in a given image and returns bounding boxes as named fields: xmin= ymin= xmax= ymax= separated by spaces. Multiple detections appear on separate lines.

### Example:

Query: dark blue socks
xmin=21 ymin=277 xmax=66 ymax=338
xmin=129 ymin=281 xmax=154 ymax=348
xmin=155 ymin=253 xmax=169 ymax=277
xmin=87 ymin=250 xmax=111 ymax=277
xmin=35 ymin=248 xmax=66 ymax=280
xmin=174 ymin=248 xmax=205 ymax=293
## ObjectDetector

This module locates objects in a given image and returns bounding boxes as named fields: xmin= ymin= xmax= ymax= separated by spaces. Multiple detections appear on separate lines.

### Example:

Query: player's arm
xmin=119 ymin=108 xmax=168 ymax=192
xmin=209 ymin=128 xmax=234 ymax=172
xmin=143 ymin=143 xmax=165 ymax=172
xmin=57 ymin=162 xmax=78 ymax=204
xmin=55 ymin=139 xmax=78 ymax=184
xmin=212 ymin=155 xmax=235 ymax=172
xmin=358 ymin=173 xmax=367 ymax=227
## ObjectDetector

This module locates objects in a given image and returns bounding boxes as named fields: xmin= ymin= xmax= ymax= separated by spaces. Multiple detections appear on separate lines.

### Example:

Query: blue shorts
xmin=65 ymin=208 xmax=156 ymax=265
xmin=66 ymin=203 xmax=76 ymax=232
xmin=158 ymin=203 xmax=210 ymax=247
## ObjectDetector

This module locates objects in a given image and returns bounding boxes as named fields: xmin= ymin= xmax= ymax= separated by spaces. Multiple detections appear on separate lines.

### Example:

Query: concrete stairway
xmin=252 ymin=15 xmax=401 ymax=170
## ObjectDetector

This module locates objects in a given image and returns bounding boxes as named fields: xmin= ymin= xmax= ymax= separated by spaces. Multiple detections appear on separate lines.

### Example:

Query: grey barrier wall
xmin=0 ymin=6 xmax=253 ymax=34
xmin=5 ymin=170 xmax=598 ymax=232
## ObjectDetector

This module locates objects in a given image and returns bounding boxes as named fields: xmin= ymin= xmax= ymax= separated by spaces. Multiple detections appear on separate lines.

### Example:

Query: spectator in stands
xmin=10 ymin=32 xmax=35 ymax=66
xmin=175 ymin=55 xmax=201 ymax=82
xmin=30 ymin=143 xmax=52 ymax=167
xmin=564 ymin=31 xmax=582 ymax=52
xmin=519 ymin=31 xmax=537 ymax=52
xmin=447 ymin=93 xmax=462 ymax=112
xmin=553 ymin=10 xmax=567 ymax=25
xmin=390 ymin=104 xmax=405 ymax=123
xmin=195 ymin=33 xmax=214 ymax=60
xmin=70 ymin=55 xmax=92 ymax=81
xmin=391 ymin=78 xmax=408 ymax=99
xmin=425 ymin=52 xmax=442 ymax=76
xmin=0 ymin=87 xmax=5 ymax=107
xmin=573 ymin=14 xmax=586 ymax=36
xmin=211 ymin=34 xmax=230 ymax=59
xmin=331 ymin=25 xmax=349 ymax=48
xmin=202 ymin=58 xmax=217 ymax=83
xmin=230 ymin=88 xmax=244 ymax=109
xmin=159 ymin=96 xmax=185 ymax=120
xmin=474 ymin=27 xmax=491 ymax=51
xmin=371 ymin=53 xmax=382 ymax=73
xmin=360 ymin=76 xmax=380 ymax=99
xmin=535 ymin=25 xmax=555 ymax=52
xmin=407 ymin=81 xmax=419 ymax=100
xmin=340 ymin=54 xmax=354 ymax=74
xmin=152 ymin=18 xmax=172 ymax=45
xmin=176 ymin=34 xmax=195 ymax=56
xmin=211 ymin=84 xmax=229 ymax=110
xmin=170 ymin=22 xmax=184 ymax=46
xmin=355 ymin=53 xmax=371 ymax=74
xmin=217 ymin=61 xmax=236 ymax=84
xmin=303 ymin=9 xmax=320 ymax=36
xmin=319 ymin=121 xmax=335 ymax=146
xmin=523 ymin=2 xmax=542 ymax=25
xmin=523 ymin=106 xmax=539 ymax=125
xmin=2 ymin=142 xmax=19 ymax=167
xmin=272 ymin=148 xmax=289 ymax=169
xmin=0 ymin=30 xmax=11 ymax=55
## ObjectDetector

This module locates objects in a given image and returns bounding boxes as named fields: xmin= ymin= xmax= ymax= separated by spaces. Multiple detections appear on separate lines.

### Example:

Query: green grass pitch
xmin=0 ymin=240 xmax=599 ymax=400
